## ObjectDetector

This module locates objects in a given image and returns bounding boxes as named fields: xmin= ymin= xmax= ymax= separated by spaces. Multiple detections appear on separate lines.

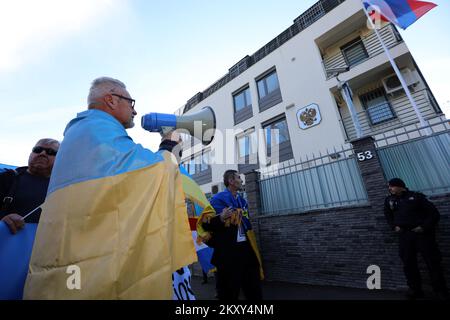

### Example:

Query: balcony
xmin=339 ymin=89 xmax=443 ymax=140
xmin=323 ymin=24 xmax=403 ymax=79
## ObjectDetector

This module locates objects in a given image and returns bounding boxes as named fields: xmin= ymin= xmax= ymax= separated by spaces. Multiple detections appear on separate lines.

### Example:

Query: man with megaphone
xmin=24 ymin=77 xmax=197 ymax=299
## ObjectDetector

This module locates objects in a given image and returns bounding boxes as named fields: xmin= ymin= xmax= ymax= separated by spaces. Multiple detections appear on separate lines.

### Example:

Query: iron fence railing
xmin=258 ymin=144 xmax=368 ymax=215
xmin=376 ymin=119 xmax=450 ymax=195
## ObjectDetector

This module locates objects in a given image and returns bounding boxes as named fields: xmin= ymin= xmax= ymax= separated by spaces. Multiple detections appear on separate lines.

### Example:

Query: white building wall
xmin=179 ymin=0 xmax=442 ymax=193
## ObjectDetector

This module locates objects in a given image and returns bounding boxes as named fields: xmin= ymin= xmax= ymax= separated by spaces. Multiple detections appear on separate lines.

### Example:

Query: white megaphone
xmin=141 ymin=106 xmax=216 ymax=145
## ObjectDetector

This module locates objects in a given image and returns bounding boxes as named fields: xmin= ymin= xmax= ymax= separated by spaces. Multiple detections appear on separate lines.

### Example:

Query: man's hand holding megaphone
xmin=161 ymin=130 xmax=182 ymax=144
xmin=159 ymin=130 xmax=183 ymax=164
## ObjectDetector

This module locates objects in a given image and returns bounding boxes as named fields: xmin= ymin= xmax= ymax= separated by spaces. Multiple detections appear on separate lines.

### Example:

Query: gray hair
xmin=36 ymin=138 xmax=60 ymax=149
xmin=87 ymin=77 xmax=126 ymax=107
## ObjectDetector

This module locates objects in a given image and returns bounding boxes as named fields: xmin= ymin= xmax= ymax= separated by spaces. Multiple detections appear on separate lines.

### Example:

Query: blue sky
xmin=1 ymin=0 xmax=449 ymax=166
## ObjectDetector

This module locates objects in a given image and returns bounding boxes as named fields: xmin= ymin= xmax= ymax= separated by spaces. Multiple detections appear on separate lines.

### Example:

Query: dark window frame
xmin=340 ymin=37 xmax=369 ymax=68
xmin=256 ymin=67 xmax=283 ymax=112
xmin=189 ymin=150 xmax=212 ymax=185
xmin=233 ymin=85 xmax=252 ymax=113
xmin=262 ymin=114 xmax=293 ymax=162
xmin=233 ymin=85 xmax=253 ymax=125
xmin=236 ymin=129 xmax=259 ymax=174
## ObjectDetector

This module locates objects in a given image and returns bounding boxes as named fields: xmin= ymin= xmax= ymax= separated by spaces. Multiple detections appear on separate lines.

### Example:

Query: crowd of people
xmin=1 ymin=77 xmax=448 ymax=300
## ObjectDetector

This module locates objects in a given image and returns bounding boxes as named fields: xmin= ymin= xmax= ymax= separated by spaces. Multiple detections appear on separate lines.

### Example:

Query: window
xmin=341 ymin=38 xmax=369 ymax=68
xmin=187 ymin=152 xmax=210 ymax=174
xmin=194 ymin=154 xmax=201 ymax=173
xmin=238 ymin=135 xmax=250 ymax=158
xmin=189 ymin=151 xmax=212 ymax=185
xmin=256 ymin=69 xmax=282 ymax=111
xmin=263 ymin=116 xmax=293 ymax=162
xmin=237 ymin=131 xmax=256 ymax=158
xmin=257 ymin=71 xmax=280 ymax=99
xmin=237 ymin=130 xmax=259 ymax=173
xmin=188 ymin=158 xmax=196 ymax=175
xmin=360 ymin=88 xmax=396 ymax=125
xmin=264 ymin=118 xmax=290 ymax=148
xmin=233 ymin=87 xmax=252 ymax=112
xmin=201 ymin=151 xmax=210 ymax=171
xmin=233 ymin=86 xmax=253 ymax=125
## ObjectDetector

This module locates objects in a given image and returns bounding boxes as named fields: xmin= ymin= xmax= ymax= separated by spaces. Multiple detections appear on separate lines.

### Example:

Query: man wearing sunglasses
xmin=0 ymin=138 xmax=60 ymax=234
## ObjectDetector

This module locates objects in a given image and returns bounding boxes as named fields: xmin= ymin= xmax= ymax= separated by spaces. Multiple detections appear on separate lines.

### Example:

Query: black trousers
xmin=399 ymin=230 xmax=448 ymax=294
xmin=216 ymin=242 xmax=262 ymax=301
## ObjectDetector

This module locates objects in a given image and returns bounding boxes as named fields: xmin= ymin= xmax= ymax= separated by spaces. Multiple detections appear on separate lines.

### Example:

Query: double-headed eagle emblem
xmin=299 ymin=107 xmax=317 ymax=126
xmin=297 ymin=104 xmax=321 ymax=130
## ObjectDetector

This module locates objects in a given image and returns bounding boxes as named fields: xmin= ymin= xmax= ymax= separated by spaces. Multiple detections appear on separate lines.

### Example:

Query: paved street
xmin=190 ymin=275 xmax=406 ymax=300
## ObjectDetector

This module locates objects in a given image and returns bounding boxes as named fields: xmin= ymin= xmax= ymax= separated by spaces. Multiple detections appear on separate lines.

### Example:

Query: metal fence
xmin=376 ymin=119 xmax=450 ymax=195
xmin=258 ymin=145 xmax=368 ymax=215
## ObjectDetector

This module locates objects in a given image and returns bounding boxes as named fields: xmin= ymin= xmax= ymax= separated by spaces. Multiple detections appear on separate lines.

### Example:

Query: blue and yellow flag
xmin=23 ymin=109 xmax=197 ymax=300
xmin=179 ymin=166 xmax=215 ymax=274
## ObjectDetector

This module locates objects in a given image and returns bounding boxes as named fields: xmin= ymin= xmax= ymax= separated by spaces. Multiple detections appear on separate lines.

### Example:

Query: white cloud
xmin=0 ymin=105 xmax=82 ymax=165
xmin=0 ymin=0 xmax=120 ymax=71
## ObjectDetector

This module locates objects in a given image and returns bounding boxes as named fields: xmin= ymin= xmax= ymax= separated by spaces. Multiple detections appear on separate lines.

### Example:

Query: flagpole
xmin=361 ymin=1 xmax=429 ymax=132
xmin=20 ymin=205 xmax=41 ymax=221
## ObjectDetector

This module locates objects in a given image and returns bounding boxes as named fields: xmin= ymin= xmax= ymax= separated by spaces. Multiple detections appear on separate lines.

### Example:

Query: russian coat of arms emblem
xmin=296 ymin=104 xmax=321 ymax=129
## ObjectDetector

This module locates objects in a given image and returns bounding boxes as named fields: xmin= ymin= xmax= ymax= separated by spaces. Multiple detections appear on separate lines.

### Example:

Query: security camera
xmin=326 ymin=67 xmax=350 ymax=77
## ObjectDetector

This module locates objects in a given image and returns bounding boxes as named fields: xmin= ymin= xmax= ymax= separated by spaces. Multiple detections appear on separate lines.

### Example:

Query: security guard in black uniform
xmin=384 ymin=178 xmax=448 ymax=300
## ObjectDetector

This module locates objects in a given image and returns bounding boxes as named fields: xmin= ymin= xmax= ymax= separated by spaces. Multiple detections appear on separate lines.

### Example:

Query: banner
xmin=0 ymin=223 xmax=37 ymax=300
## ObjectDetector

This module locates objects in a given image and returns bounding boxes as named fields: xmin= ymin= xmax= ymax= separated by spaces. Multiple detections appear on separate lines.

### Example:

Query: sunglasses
xmin=32 ymin=146 xmax=58 ymax=156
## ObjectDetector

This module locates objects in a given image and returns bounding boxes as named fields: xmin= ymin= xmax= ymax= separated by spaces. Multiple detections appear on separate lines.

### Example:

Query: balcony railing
xmin=339 ymin=89 xmax=443 ymax=140
xmin=323 ymin=24 xmax=403 ymax=79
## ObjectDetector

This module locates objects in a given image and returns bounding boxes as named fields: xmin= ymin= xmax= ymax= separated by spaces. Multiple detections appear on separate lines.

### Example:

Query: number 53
xmin=357 ymin=151 xmax=374 ymax=161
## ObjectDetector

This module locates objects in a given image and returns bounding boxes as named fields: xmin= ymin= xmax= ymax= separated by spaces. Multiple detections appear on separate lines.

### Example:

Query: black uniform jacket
xmin=384 ymin=189 xmax=440 ymax=233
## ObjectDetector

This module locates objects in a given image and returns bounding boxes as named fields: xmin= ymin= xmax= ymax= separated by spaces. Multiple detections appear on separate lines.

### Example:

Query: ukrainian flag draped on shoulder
xmin=24 ymin=109 xmax=196 ymax=300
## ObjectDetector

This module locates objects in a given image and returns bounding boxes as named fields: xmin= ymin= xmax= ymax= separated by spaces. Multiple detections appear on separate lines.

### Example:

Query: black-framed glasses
xmin=111 ymin=94 xmax=135 ymax=108
xmin=32 ymin=146 xmax=58 ymax=156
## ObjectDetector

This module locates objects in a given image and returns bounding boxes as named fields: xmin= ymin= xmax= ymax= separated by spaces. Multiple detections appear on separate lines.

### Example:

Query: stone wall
xmin=246 ymin=136 xmax=450 ymax=291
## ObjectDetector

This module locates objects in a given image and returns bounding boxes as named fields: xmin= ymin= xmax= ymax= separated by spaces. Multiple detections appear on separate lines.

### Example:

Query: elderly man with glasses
xmin=24 ymin=77 xmax=196 ymax=300
xmin=0 ymin=138 xmax=60 ymax=234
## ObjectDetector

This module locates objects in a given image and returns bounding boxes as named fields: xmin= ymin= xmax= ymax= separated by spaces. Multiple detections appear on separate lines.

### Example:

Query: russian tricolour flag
xmin=363 ymin=0 xmax=437 ymax=29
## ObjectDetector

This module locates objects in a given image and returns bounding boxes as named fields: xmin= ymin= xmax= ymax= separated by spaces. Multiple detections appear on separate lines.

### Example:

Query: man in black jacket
xmin=384 ymin=178 xmax=448 ymax=300
xmin=0 ymin=138 xmax=59 ymax=234
xmin=201 ymin=170 xmax=262 ymax=301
